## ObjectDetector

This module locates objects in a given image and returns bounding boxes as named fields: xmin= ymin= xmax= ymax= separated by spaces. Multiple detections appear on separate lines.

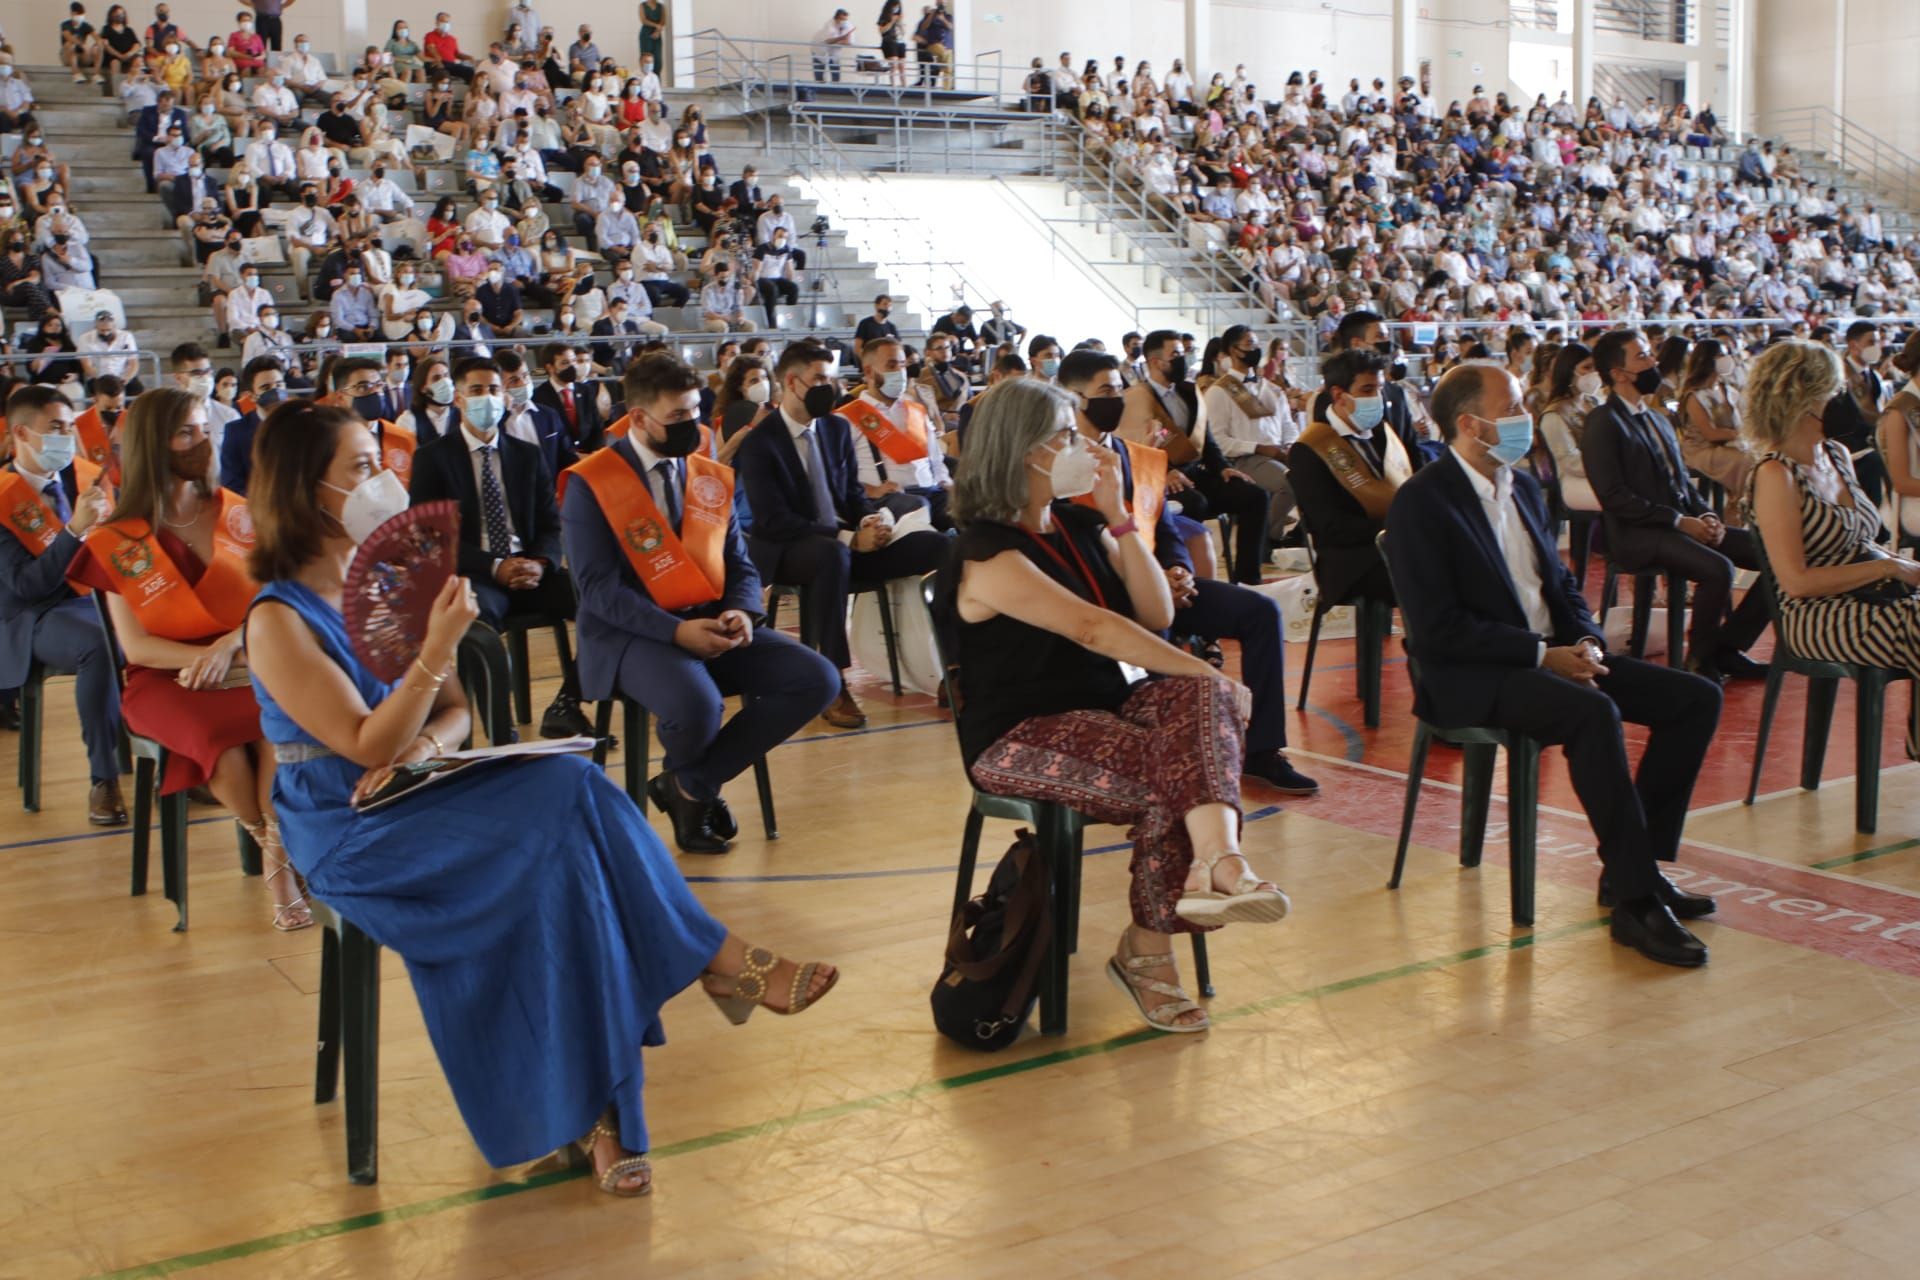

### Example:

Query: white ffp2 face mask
xmin=1034 ymin=436 xmax=1098 ymax=500
xmin=322 ymin=469 xmax=409 ymax=544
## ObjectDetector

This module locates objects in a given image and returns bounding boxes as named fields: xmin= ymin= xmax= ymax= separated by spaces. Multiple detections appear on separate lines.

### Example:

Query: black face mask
xmin=1084 ymin=397 xmax=1126 ymax=434
xmin=1234 ymin=347 xmax=1259 ymax=370
xmin=1164 ymin=355 xmax=1188 ymax=383
xmin=1632 ymin=366 xmax=1663 ymax=395
xmin=352 ymin=392 xmax=388 ymax=421
xmin=256 ymin=387 xmax=286 ymax=409
xmin=801 ymin=383 xmax=839 ymax=419
xmin=652 ymin=415 xmax=701 ymax=457
xmin=554 ymin=364 xmax=577 ymax=385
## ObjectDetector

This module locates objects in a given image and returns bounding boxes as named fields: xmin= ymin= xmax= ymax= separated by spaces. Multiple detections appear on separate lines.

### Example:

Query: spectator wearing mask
xmin=169 ymin=342 xmax=239 ymax=462
xmin=842 ymin=338 xmax=954 ymax=529
xmin=286 ymin=183 xmax=336 ymax=301
xmin=915 ymin=332 xmax=971 ymax=433
xmin=472 ymin=262 xmax=525 ymax=337
xmin=750 ymin=229 xmax=801 ymax=329
xmin=77 ymin=311 xmax=142 ymax=395
xmin=398 ymin=356 xmax=461 ymax=444
xmin=0 ymin=384 xmax=127 ymax=826
xmin=497 ymin=350 xmax=577 ymax=482
xmin=534 ymin=344 xmax=607 ymax=451
xmin=1201 ymin=326 xmax=1298 ymax=547
xmin=590 ymin=296 xmax=666 ymax=375
xmin=407 ymin=356 xmax=594 ymax=738
xmin=633 ymin=226 xmax=689 ymax=307
xmin=734 ymin=341 xmax=952 ymax=729
xmin=1822 ymin=320 xmax=1892 ymax=508
xmin=327 ymin=266 xmax=380 ymax=341
xmin=1288 ymin=348 xmax=1407 ymax=612
xmin=132 ymin=87 xmax=188 ymax=192
xmin=243 ymin=126 xmax=298 ymax=199
xmin=699 ymin=264 xmax=752 ymax=334
xmin=561 ymin=354 xmax=838 ymax=851
xmin=853 ymin=294 xmax=898 ymax=359
xmin=422 ymin=12 xmax=475 ymax=83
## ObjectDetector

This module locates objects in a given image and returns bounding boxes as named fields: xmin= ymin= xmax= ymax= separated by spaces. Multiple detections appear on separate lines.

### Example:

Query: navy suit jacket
xmin=134 ymin=106 xmax=190 ymax=154
xmin=534 ymin=378 xmax=607 ymax=451
xmin=1579 ymin=393 xmax=1708 ymax=566
xmin=1384 ymin=451 xmax=1602 ymax=728
xmin=219 ymin=409 xmax=263 ymax=496
xmin=734 ymin=412 xmax=874 ymax=576
xmin=0 ymin=463 xmax=85 ymax=686
xmin=512 ymin=401 xmax=579 ymax=483
xmin=559 ymin=437 xmax=762 ymax=700
xmin=407 ymin=429 xmax=563 ymax=582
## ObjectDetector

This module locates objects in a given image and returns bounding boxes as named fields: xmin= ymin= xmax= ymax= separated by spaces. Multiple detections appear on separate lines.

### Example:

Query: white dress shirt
xmin=782 ymin=404 xmax=855 ymax=546
xmin=1204 ymin=376 xmax=1293 ymax=456
xmin=1450 ymin=449 xmax=1553 ymax=658
xmin=850 ymin=390 xmax=950 ymax=491
xmin=463 ymin=421 xmax=522 ymax=559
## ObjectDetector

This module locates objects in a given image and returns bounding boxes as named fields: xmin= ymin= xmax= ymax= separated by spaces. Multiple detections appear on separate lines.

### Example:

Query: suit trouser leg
xmin=1593 ymin=655 xmax=1723 ymax=863
xmin=502 ymin=569 xmax=583 ymax=698
xmin=1180 ymin=578 xmax=1286 ymax=755
xmin=1484 ymin=662 xmax=1712 ymax=900
xmin=1712 ymin=526 xmax=1773 ymax=655
xmin=32 ymin=600 xmax=122 ymax=783
xmin=1632 ymin=529 xmax=1734 ymax=660
xmin=1231 ymin=454 xmax=1295 ymax=542
xmin=876 ymin=490 xmax=930 ymax=522
xmin=849 ymin=529 xmax=951 ymax=585
xmin=769 ymin=534 xmax=854 ymax=670
xmin=1199 ymin=471 xmax=1272 ymax=583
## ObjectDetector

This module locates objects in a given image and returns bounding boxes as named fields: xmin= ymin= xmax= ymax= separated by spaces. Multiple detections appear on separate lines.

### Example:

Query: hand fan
xmin=341 ymin=500 xmax=461 ymax=682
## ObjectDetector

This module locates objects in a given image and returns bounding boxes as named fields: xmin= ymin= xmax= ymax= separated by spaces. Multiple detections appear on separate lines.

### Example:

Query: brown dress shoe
xmin=820 ymin=688 xmax=868 ymax=730
xmin=89 ymin=780 xmax=129 ymax=826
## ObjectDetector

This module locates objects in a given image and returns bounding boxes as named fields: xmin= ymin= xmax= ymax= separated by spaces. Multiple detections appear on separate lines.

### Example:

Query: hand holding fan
xmin=342 ymin=500 xmax=462 ymax=682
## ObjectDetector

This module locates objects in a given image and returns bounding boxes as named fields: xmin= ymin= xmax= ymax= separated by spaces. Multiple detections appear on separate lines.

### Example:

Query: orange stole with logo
xmin=1073 ymin=437 xmax=1164 ymax=553
xmin=839 ymin=396 xmax=929 ymax=465
xmin=74 ymin=407 xmax=114 ymax=467
xmin=78 ymin=490 xmax=258 ymax=638
xmin=371 ymin=420 xmax=417 ymax=484
xmin=0 ymin=460 xmax=105 ymax=590
xmin=564 ymin=447 xmax=732 ymax=611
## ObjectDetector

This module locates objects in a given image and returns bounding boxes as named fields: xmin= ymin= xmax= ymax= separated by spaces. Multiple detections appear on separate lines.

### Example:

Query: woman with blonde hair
xmin=1744 ymin=339 xmax=1920 ymax=757
xmin=63 ymin=388 xmax=304 ymax=929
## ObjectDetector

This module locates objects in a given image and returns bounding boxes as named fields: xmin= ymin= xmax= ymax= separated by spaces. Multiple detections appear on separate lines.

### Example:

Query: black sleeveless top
xmin=938 ymin=505 xmax=1136 ymax=767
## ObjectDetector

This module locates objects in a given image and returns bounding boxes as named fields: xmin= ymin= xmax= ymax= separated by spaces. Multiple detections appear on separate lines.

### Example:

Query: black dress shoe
xmin=1243 ymin=750 xmax=1320 ymax=796
xmin=1598 ymin=873 xmax=1717 ymax=919
xmin=645 ymin=772 xmax=731 ymax=854
xmin=1683 ymin=654 xmax=1730 ymax=685
xmin=1714 ymin=650 xmax=1770 ymax=681
xmin=539 ymin=692 xmax=596 ymax=739
xmin=707 ymin=794 xmax=739 ymax=841
xmin=1611 ymin=896 xmax=1709 ymax=968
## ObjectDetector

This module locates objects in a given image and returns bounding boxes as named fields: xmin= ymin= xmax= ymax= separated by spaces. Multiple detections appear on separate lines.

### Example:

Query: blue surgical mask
xmin=33 ymin=429 xmax=77 ymax=474
xmin=1482 ymin=413 xmax=1535 ymax=466
xmin=878 ymin=369 xmax=909 ymax=399
xmin=1038 ymin=357 xmax=1061 ymax=379
xmin=1348 ymin=394 xmax=1384 ymax=430
xmin=463 ymin=393 xmax=505 ymax=431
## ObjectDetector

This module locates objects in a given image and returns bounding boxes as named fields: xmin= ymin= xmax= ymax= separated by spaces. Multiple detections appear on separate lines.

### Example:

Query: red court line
xmin=1294 ymin=756 xmax=1920 ymax=978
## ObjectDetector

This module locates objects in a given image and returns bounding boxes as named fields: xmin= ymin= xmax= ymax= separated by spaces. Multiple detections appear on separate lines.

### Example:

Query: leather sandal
xmin=1174 ymin=850 xmax=1290 ymax=926
xmin=1105 ymin=930 xmax=1208 ymax=1033
xmin=576 ymin=1112 xmax=652 ymax=1197
xmin=700 ymin=945 xmax=838 ymax=1025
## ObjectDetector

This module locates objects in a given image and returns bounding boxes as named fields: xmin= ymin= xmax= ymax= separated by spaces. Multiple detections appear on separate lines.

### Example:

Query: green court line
xmin=87 ymin=915 xmax=1609 ymax=1280
xmin=1811 ymin=838 xmax=1920 ymax=871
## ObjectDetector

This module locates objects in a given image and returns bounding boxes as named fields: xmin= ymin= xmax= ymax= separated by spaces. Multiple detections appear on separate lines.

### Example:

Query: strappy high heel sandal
xmin=700 ymin=945 xmax=838 ymax=1025
xmin=1173 ymin=850 xmax=1290 ymax=926
xmin=1105 ymin=930 xmax=1209 ymax=1033
xmin=249 ymin=819 xmax=313 ymax=932
xmin=575 ymin=1112 xmax=652 ymax=1197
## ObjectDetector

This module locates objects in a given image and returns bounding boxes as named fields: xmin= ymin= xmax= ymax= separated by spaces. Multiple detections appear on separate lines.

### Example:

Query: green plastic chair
xmin=1743 ymin=536 xmax=1911 ymax=834
xmin=311 ymin=897 xmax=382 ymax=1185
xmin=1377 ymin=533 xmax=1544 ymax=925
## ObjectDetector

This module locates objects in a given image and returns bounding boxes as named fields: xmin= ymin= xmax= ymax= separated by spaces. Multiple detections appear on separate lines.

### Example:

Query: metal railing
xmin=1 ymin=347 xmax=166 ymax=391
xmin=791 ymin=102 xmax=1060 ymax=176
xmin=1594 ymin=0 xmax=1696 ymax=45
xmin=681 ymin=29 xmax=1020 ymax=112
xmin=1754 ymin=106 xmax=1920 ymax=219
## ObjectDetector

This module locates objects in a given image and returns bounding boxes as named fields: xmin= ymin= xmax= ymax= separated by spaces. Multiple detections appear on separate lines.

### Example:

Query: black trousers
xmin=757 ymin=277 xmax=798 ymax=326
xmin=469 ymin=565 xmax=582 ymax=699
xmin=257 ymin=14 xmax=283 ymax=50
xmin=1618 ymin=525 xmax=1770 ymax=660
xmin=1485 ymin=655 xmax=1722 ymax=900
xmin=1174 ymin=469 xmax=1271 ymax=585
xmin=761 ymin=529 xmax=949 ymax=670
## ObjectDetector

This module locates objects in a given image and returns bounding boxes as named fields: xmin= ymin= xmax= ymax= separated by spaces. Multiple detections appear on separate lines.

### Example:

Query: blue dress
xmin=251 ymin=579 xmax=728 ymax=1167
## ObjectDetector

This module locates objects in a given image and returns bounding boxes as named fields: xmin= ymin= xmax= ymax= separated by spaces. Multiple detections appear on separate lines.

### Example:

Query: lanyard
xmin=1019 ymin=524 xmax=1108 ymax=612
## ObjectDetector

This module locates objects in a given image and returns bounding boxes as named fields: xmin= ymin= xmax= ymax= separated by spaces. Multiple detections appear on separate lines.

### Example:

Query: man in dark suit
xmin=734 ymin=340 xmax=950 ymax=729
xmin=533 ymin=342 xmax=607 ymax=452
xmin=0 ymin=386 xmax=125 ymax=824
xmin=1117 ymin=329 xmax=1273 ymax=585
xmin=562 ymin=355 xmax=838 ymax=852
xmin=216 ymin=358 xmax=288 ymax=497
xmin=1822 ymin=319 xmax=1891 ymax=507
xmin=728 ymin=166 xmax=768 ymax=224
xmin=498 ymin=351 xmax=578 ymax=483
xmin=133 ymin=89 xmax=191 ymax=192
xmin=408 ymin=356 xmax=594 ymax=738
xmin=1289 ymin=347 xmax=1404 ymax=608
xmin=1581 ymin=328 xmax=1769 ymax=682
xmin=1308 ymin=310 xmax=1433 ymax=464
xmin=1061 ymin=350 xmax=1318 ymax=795
xmin=1385 ymin=364 xmax=1722 ymax=968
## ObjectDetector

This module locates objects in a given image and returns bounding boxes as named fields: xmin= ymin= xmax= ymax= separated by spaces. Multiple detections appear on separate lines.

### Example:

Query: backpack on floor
xmin=931 ymin=830 xmax=1053 ymax=1051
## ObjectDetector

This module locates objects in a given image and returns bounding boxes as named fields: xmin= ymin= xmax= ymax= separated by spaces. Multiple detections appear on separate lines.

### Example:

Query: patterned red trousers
xmin=968 ymin=675 xmax=1246 ymax=935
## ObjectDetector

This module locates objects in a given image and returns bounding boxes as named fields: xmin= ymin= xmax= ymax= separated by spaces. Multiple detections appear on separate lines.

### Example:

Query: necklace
xmin=161 ymin=495 xmax=204 ymax=528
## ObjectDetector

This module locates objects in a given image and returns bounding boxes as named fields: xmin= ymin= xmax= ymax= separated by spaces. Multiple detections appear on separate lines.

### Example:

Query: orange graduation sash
xmin=1 ymin=460 xmax=104 ymax=580
xmin=371 ymin=419 xmax=417 ymax=485
xmin=79 ymin=489 xmax=258 ymax=638
xmin=1074 ymin=436 xmax=1163 ymax=553
xmin=839 ymin=395 xmax=930 ymax=465
xmin=74 ymin=407 xmax=114 ymax=468
xmin=564 ymin=446 xmax=731 ymax=611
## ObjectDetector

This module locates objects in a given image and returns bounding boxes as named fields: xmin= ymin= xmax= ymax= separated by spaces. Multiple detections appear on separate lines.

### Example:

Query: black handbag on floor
xmin=931 ymin=830 xmax=1053 ymax=1051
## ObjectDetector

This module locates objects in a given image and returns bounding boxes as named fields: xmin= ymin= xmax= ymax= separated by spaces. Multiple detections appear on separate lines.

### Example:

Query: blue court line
xmin=0 ymin=815 xmax=228 ymax=855
xmin=683 ymin=804 xmax=1287 ymax=884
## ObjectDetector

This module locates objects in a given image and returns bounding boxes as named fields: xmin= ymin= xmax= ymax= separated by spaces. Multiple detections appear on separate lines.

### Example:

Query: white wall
xmin=1752 ymin=0 xmax=1920 ymax=158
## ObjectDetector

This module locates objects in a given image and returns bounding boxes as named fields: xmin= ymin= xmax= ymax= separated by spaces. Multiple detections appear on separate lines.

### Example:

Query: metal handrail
xmin=1753 ymin=106 xmax=1920 ymax=216
xmin=790 ymin=102 xmax=1056 ymax=177
xmin=682 ymin=29 xmax=1017 ymax=108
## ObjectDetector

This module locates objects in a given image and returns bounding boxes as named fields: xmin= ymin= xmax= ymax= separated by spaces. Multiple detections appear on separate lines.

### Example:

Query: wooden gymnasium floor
xmin=9 ymin=572 xmax=1920 ymax=1279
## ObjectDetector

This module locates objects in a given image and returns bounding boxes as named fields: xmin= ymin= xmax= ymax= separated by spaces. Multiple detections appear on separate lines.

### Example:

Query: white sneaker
xmin=73 ymin=73 xmax=87 ymax=83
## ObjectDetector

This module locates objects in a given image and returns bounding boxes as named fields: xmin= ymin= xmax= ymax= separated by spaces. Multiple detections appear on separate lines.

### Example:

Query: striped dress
xmin=1747 ymin=442 xmax=1920 ymax=757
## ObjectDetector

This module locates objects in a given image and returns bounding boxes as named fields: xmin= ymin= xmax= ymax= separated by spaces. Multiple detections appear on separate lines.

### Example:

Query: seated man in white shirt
xmin=841 ymin=338 xmax=954 ymax=529
xmin=77 ymin=312 xmax=143 ymax=394
xmin=277 ymin=36 xmax=337 ymax=103
xmin=635 ymin=54 xmax=663 ymax=103
xmin=244 ymin=127 xmax=299 ymax=199
xmin=699 ymin=264 xmax=753 ymax=333
xmin=463 ymin=190 xmax=512 ymax=252
xmin=1201 ymin=325 xmax=1297 ymax=545
xmin=360 ymin=165 xmax=416 ymax=222
xmin=251 ymin=76 xmax=302 ymax=132
xmin=286 ymin=183 xmax=336 ymax=300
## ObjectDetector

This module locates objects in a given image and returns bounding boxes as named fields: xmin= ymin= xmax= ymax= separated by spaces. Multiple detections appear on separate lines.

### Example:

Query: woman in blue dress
xmin=243 ymin=401 xmax=839 ymax=1198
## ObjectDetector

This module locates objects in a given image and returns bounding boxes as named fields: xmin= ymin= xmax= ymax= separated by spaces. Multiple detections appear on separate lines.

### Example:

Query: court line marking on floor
xmin=82 ymin=915 xmax=1611 ymax=1280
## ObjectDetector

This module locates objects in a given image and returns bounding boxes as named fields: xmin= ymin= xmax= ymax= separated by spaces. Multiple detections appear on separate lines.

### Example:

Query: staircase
xmin=1752 ymin=106 xmax=1920 ymax=240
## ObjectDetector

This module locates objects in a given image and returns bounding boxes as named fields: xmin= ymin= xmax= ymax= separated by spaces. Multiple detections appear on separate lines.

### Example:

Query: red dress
xmin=72 ymin=529 xmax=263 ymax=795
